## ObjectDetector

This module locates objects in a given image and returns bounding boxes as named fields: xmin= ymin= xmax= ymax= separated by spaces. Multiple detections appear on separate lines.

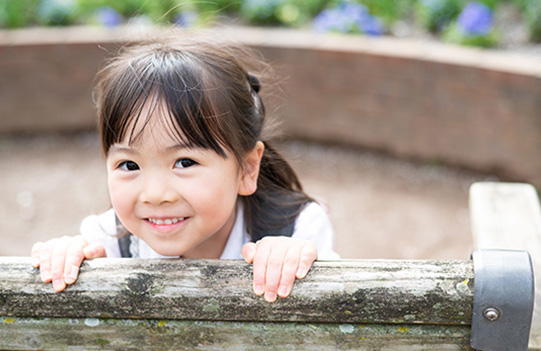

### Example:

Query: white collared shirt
xmin=80 ymin=202 xmax=340 ymax=260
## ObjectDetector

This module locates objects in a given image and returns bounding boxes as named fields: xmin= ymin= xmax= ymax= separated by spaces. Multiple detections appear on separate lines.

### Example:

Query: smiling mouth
xmin=147 ymin=217 xmax=186 ymax=225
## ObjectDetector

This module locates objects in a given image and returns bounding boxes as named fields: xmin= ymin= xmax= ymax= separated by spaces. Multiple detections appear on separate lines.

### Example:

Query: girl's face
xmin=106 ymin=105 xmax=263 ymax=258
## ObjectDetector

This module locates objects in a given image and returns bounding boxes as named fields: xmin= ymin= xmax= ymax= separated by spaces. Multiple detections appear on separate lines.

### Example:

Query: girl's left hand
xmin=241 ymin=237 xmax=318 ymax=303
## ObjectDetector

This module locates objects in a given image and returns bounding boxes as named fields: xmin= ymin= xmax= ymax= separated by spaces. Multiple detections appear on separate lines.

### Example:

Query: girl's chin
xmin=149 ymin=244 xmax=185 ymax=257
xmin=142 ymin=233 xmax=188 ymax=257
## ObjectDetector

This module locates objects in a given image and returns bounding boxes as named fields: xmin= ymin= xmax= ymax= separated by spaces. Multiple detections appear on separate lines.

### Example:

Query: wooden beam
xmin=0 ymin=257 xmax=474 ymax=350
xmin=1 ymin=317 xmax=472 ymax=351
xmin=469 ymin=182 xmax=541 ymax=350
xmin=0 ymin=257 xmax=473 ymax=325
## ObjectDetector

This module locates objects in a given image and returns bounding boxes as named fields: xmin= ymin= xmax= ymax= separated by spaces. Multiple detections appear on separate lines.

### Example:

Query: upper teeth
xmin=148 ymin=217 xmax=184 ymax=225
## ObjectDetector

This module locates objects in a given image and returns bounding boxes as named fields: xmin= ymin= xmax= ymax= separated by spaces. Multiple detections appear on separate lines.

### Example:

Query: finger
xmin=296 ymin=243 xmax=318 ymax=279
xmin=241 ymin=243 xmax=256 ymax=264
xmin=264 ymin=246 xmax=288 ymax=303
xmin=50 ymin=237 xmax=71 ymax=292
xmin=83 ymin=243 xmax=106 ymax=259
xmin=252 ymin=241 xmax=271 ymax=297
xmin=63 ymin=236 xmax=88 ymax=285
xmin=31 ymin=242 xmax=43 ymax=268
xmin=38 ymin=239 xmax=57 ymax=283
xmin=277 ymin=246 xmax=301 ymax=298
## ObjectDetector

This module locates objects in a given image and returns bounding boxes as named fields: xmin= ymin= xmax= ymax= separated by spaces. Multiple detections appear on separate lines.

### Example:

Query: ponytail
xmin=241 ymin=140 xmax=313 ymax=242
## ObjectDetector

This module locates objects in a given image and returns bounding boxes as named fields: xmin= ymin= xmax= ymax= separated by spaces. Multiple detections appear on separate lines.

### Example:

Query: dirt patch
xmin=0 ymin=132 xmax=488 ymax=259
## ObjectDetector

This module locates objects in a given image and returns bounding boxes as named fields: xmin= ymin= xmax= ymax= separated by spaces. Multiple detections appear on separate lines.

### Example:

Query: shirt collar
xmin=220 ymin=201 xmax=251 ymax=259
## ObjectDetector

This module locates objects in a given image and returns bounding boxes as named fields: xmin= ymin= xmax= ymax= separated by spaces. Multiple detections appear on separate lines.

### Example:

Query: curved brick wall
xmin=1 ymin=26 xmax=540 ymax=186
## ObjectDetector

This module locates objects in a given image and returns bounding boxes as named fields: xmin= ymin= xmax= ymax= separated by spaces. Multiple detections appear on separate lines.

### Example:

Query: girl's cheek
xmin=108 ymin=177 xmax=134 ymax=212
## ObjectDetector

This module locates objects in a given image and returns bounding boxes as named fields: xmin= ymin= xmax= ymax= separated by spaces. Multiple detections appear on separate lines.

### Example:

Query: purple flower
xmin=174 ymin=11 xmax=198 ymax=27
xmin=96 ymin=7 xmax=122 ymax=27
xmin=356 ymin=11 xmax=384 ymax=36
xmin=312 ymin=1 xmax=383 ymax=36
xmin=312 ymin=8 xmax=353 ymax=33
xmin=457 ymin=2 xmax=493 ymax=36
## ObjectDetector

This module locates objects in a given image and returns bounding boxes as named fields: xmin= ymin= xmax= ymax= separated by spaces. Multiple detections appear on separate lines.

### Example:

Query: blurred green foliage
xmin=0 ymin=0 xmax=40 ymax=28
xmin=37 ymin=0 xmax=79 ymax=25
xmin=239 ymin=0 xmax=329 ymax=26
xmin=361 ymin=0 xmax=415 ymax=26
xmin=523 ymin=0 xmax=541 ymax=42
xmin=0 ymin=0 xmax=539 ymax=45
xmin=415 ymin=0 xmax=464 ymax=32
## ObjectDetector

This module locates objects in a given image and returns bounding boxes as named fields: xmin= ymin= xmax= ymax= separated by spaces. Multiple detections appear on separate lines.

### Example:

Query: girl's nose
xmin=140 ymin=172 xmax=180 ymax=205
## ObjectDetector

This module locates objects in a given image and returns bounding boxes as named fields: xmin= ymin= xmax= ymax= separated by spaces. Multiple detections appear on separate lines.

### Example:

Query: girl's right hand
xmin=31 ymin=235 xmax=106 ymax=292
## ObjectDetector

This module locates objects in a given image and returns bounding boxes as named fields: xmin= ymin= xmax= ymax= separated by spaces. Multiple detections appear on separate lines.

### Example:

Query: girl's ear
xmin=238 ymin=141 xmax=265 ymax=196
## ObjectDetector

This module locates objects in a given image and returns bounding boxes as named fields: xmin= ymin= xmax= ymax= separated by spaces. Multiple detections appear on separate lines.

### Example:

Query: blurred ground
xmin=0 ymin=132 xmax=489 ymax=259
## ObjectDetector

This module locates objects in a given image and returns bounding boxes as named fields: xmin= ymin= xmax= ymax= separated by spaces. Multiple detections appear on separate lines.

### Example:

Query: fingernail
xmin=86 ymin=248 xmax=96 ymax=258
xmin=296 ymin=267 xmax=308 ymax=279
xmin=245 ymin=246 xmax=255 ymax=262
xmin=64 ymin=265 xmax=79 ymax=284
xmin=32 ymin=256 xmax=40 ymax=268
xmin=53 ymin=279 xmax=65 ymax=292
xmin=254 ymin=284 xmax=264 ymax=295
xmin=41 ymin=269 xmax=51 ymax=283
xmin=264 ymin=291 xmax=277 ymax=303
xmin=278 ymin=285 xmax=289 ymax=297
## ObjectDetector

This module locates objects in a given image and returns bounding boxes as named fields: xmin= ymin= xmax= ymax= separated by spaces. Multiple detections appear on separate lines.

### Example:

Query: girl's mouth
xmin=147 ymin=217 xmax=186 ymax=225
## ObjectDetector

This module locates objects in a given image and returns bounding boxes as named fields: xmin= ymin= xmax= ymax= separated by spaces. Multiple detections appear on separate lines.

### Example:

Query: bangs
xmin=98 ymin=47 xmax=237 ymax=158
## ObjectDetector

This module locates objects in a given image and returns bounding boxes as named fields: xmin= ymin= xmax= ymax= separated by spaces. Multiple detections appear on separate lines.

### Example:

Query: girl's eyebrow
xmin=165 ymin=143 xmax=200 ymax=152
xmin=108 ymin=145 xmax=136 ymax=154
xmin=108 ymin=143 xmax=197 ymax=155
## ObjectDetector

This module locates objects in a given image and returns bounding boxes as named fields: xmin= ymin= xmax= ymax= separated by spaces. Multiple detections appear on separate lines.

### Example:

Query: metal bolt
xmin=483 ymin=307 xmax=500 ymax=322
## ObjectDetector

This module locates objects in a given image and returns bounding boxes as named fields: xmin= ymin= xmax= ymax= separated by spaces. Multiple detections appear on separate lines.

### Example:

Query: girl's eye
xmin=118 ymin=161 xmax=139 ymax=171
xmin=175 ymin=158 xmax=197 ymax=169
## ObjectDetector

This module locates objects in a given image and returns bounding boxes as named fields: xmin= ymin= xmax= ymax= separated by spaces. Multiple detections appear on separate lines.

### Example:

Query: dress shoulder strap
xmin=249 ymin=199 xmax=304 ymax=242
xmin=115 ymin=213 xmax=132 ymax=258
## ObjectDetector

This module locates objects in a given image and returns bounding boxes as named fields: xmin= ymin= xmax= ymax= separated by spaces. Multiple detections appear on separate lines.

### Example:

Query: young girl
xmin=31 ymin=31 xmax=339 ymax=303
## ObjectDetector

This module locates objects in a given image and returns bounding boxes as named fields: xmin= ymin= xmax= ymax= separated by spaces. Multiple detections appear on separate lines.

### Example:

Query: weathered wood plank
xmin=469 ymin=182 xmax=541 ymax=350
xmin=0 ymin=257 xmax=473 ymax=325
xmin=0 ymin=316 xmax=473 ymax=351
